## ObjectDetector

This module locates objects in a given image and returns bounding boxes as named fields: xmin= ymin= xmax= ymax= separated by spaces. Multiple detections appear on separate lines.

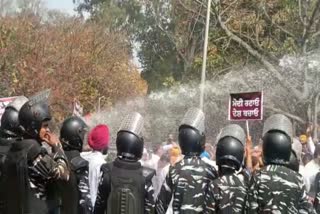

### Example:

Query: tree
xmin=75 ymin=0 xmax=320 ymax=91
xmin=75 ymin=0 xmax=208 ymax=91
xmin=76 ymin=0 xmax=320 ymax=140
xmin=0 ymin=14 xmax=147 ymax=121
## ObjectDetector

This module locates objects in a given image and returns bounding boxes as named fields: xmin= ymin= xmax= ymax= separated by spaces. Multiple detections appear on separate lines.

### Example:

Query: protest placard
xmin=228 ymin=92 xmax=263 ymax=121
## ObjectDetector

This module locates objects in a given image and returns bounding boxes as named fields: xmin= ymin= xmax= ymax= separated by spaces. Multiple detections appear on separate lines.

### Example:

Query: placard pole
xmin=246 ymin=120 xmax=250 ymax=137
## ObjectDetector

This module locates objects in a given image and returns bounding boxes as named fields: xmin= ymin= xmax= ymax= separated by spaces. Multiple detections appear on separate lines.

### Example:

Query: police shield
xmin=28 ymin=89 xmax=51 ymax=106
xmin=217 ymin=124 xmax=246 ymax=146
xmin=180 ymin=107 xmax=205 ymax=135
xmin=262 ymin=114 xmax=293 ymax=141
xmin=7 ymin=96 xmax=29 ymax=112
xmin=119 ymin=112 xmax=144 ymax=138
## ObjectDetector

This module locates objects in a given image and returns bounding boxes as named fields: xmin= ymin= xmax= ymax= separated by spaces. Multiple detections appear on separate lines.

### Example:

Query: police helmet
xmin=1 ymin=96 xmax=29 ymax=136
xmin=116 ymin=112 xmax=144 ymax=160
xmin=262 ymin=114 xmax=292 ymax=165
xmin=216 ymin=137 xmax=244 ymax=170
xmin=60 ymin=116 xmax=88 ymax=152
xmin=179 ymin=108 xmax=205 ymax=156
xmin=19 ymin=101 xmax=51 ymax=139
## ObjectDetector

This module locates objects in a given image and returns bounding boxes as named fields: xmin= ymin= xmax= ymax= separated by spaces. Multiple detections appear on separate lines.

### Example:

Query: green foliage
xmin=76 ymin=0 xmax=320 ymax=92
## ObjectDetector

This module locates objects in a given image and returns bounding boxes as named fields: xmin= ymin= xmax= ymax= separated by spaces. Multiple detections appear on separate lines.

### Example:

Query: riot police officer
xmin=0 ymin=96 xmax=28 ymax=212
xmin=0 ymin=96 xmax=28 ymax=139
xmin=94 ymin=112 xmax=155 ymax=214
xmin=246 ymin=114 xmax=315 ymax=213
xmin=59 ymin=116 xmax=92 ymax=214
xmin=205 ymin=124 xmax=247 ymax=213
xmin=3 ymin=94 xmax=69 ymax=214
xmin=156 ymin=108 xmax=217 ymax=213
xmin=0 ymin=96 xmax=29 ymax=162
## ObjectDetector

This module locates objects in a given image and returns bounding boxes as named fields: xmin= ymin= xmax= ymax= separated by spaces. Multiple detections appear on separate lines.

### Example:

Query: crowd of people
xmin=0 ymin=94 xmax=320 ymax=213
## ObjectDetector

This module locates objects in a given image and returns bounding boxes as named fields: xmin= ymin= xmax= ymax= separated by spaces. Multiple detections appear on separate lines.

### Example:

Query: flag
xmin=73 ymin=99 xmax=83 ymax=117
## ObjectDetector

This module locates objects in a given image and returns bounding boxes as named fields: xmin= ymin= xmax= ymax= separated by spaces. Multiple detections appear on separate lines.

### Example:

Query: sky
xmin=45 ymin=0 xmax=76 ymax=15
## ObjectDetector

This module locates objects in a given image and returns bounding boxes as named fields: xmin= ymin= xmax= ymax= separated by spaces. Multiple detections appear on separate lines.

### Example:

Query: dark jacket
xmin=3 ymin=139 xmax=69 ymax=214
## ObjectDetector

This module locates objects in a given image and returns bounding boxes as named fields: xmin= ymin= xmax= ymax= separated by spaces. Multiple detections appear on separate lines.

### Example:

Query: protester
xmin=292 ymin=138 xmax=310 ymax=188
xmin=163 ymin=134 xmax=176 ymax=146
xmin=141 ymin=147 xmax=159 ymax=170
xmin=3 ymin=97 xmax=69 ymax=214
xmin=303 ymin=153 xmax=314 ymax=166
xmin=169 ymin=145 xmax=182 ymax=166
xmin=304 ymin=143 xmax=320 ymax=197
xmin=59 ymin=116 xmax=92 ymax=214
xmin=156 ymin=108 xmax=217 ymax=213
xmin=251 ymin=145 xmax=263 ymax=171
xmin=81 ymin=124 xmax=110 ymax=206
xmin=153 ymin=153 xmax=170 ymax=199
xmin=94 ymin=112 xmax=155 ymax=214
xmin=140 ymin=148 xmax=150 ymax=165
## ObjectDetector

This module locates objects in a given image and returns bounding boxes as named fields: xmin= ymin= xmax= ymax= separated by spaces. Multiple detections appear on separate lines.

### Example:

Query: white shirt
xmin=140 ymin=153 xmax=160 ymax=170
xmin=81 ymin=151 xmax=106 ymax=206
xmin=299 ymin=164 xmax=310 ymax=191
xmin=153 ymin=164 xmax=173 ymax=214
xmin=304 ymin=159 xmax=320 ymax=195
xmin=307 ymin=137 xmax=316 ymax=155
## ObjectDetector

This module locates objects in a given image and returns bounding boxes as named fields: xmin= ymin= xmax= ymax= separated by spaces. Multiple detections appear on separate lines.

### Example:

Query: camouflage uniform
xmin=246 ymin=164 xmax=315 ymax=214
xmin=156 ymin=156 xmax=217 ymax=213
xmin=59 ymin=150 xmax=92 ymax=214
xmin=204 ymin=171 xmax=247 ymax=214
xmin=314 ymin=171 xmax=320 ymax=213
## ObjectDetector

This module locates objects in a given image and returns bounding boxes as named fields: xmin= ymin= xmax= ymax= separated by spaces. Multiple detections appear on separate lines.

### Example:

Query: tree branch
xmin=216 ymin=14 xmax=303 ymax=99
xmin=178 ymin=0 xmax=206 ymax=20
xmin=298 ymin=0 xmax=308 ymax=26
xmin=232 ymin=27 xmax=279 ymax=63
xmin=220 ymin=0 xmax=238 ymax=17
xmin=311 ymin=30 xmax=320 ymax=39
xmin=265 ymin=105 xmax=306 ymax=124
xmin=261 ymin=4 xmax=296 ymax=39
xmin=301 ymin=0 xmax=320 ymax=51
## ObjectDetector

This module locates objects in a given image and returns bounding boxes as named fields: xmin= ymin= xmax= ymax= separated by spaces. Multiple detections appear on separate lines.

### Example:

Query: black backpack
xmin=4 ymin=139 xmax=48 ymax=214
xmin=106 ymin=161 xmax=145 ymax=214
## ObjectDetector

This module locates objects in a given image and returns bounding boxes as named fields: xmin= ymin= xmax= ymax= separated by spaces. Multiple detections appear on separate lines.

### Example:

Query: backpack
xmin=107 ymin=161 xmax=145 ymax=214
xmin=4 ymin=139 xmax=48 ymax=214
